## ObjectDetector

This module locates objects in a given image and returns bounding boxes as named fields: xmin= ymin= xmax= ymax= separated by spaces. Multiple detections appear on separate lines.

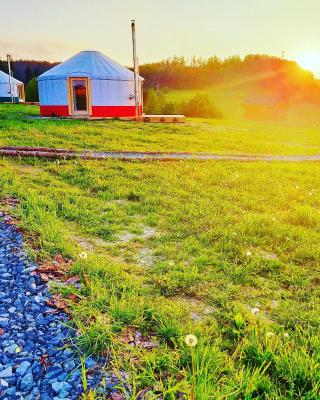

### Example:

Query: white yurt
xmin=38 ymin=50 xmax=143 ymax=118
xmin=0 ymin=70 xmax=25 ymax=103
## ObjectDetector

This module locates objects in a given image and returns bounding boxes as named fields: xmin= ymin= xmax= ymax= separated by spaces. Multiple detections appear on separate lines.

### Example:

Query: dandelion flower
xmin=246 ymin=251 xmax=252 ymax=257
xmin=283 ymin=332 xmax=290 ymax=339
xmin=15 ymin=347 xmax=22 ymax=353
xmin=79 ymin=252 xmax=88 ymax=260
xmin=185 ymin=334 xmax=198 ymax=347
xmin=169 ymin=260 xmax=174 ymax=267
xmin=251 ymin=307 xmax=260 ymax=315
xmin=266 ymin=332 xmax=275 ymax=339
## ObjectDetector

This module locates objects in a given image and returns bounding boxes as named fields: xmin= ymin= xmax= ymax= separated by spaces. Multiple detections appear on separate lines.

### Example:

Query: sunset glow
xmin=296 ymin=52 xmax=320 ymax=75
xmin=1 ymin=0 xmax=320 ymax=68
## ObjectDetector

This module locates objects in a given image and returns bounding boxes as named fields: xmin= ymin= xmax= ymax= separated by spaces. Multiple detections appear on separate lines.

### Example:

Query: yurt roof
xmin=0 ymin=70 xmax=23 ymax=85
xmin=38 ymin=50 xmax=143 ymax=82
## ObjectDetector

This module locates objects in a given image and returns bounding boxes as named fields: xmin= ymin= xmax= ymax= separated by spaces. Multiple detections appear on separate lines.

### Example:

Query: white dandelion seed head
xmin=185 ymin=334 xmax=198 ymax=348
xmin=79 ymin=252 xmax=88 ymax=260
xmin=251 ymin=307 xmax=260 ymax=315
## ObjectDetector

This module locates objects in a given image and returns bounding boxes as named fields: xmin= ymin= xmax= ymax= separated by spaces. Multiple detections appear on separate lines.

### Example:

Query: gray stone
xmin=16 ymin=361 xmax=31 ymax=376
xmin=0 ymin=367 xmax=12 ymax=379
xmin=20 ymin=372 xmax=34 ymax=391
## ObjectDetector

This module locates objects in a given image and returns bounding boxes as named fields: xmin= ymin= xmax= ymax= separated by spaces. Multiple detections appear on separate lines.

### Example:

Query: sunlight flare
xmin=296 ymin=52 xmax=320 ymax=75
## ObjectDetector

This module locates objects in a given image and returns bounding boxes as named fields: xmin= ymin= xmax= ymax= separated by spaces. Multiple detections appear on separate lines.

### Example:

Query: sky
xmin=1 ymin=0 xmax=320 ymax=75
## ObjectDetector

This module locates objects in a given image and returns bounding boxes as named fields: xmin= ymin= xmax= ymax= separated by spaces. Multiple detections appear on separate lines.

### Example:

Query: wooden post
xmin=131 ymin=19 xmax=139 ymax=120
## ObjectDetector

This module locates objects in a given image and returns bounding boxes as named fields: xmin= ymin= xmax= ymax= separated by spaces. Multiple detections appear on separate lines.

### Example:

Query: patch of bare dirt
xmin=72 ymin=235 xmax=108 ymax=251
xmin=118 ymin=327 xmax=159 ymax=350
xmin=175 ymin=297 xmax=216 ymax=322
xmin=140 ymin=227 xmax=157 ymax=239
xmin=116 ymin=226 xmax=157 ymax=244
xmin=116 ymin=232 xmax=136 ymax=243
xmin=257 ymin=249 xmax=279 ymax=260
xmin=137 ymin=247 xmax=155 ymax=267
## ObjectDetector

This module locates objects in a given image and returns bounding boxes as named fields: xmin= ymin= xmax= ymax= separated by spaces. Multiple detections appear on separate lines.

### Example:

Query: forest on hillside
xmin=1 ymin=54 xmax=320 ymax=107
xmin=140 ymin=55 xmax=320 ymax=103
xmin=0 ymin=60 xmax=58 ymax=84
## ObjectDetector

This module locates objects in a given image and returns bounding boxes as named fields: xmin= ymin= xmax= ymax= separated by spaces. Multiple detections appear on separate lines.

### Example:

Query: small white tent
xmin=0 ymin=70 xmax=25 ymax=103
xmin=38 ymin=50 xmax=143 ymax=118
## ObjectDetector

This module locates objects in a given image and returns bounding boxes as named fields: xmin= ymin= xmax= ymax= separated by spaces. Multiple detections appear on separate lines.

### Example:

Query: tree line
xmin=139 ymin=54 xmax=320 ymax=103
xmin=0 ymin=60 xmax=58 ymax=84
xmin=1 ymin=54 xmax=319 ymax=104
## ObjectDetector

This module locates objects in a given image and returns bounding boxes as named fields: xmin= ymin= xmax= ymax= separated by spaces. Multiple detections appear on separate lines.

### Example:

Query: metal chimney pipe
xmin=7 ymin=54 xmax=14 ymax=104
xmin=131 ymin=19 xmax=139 ymax=120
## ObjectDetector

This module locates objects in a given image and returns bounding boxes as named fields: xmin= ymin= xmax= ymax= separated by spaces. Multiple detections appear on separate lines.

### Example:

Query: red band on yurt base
xmin=92 ymin=106 xmax=143 ymax=117
xmin=40 ymin=105 xmax=143 ymax=118
xmin=40 ymin=106 xmax=70 ymax=117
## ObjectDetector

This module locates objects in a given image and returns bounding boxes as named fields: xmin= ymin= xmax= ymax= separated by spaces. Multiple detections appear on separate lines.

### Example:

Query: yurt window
xmin=69 ymin=77 xmax=91 ymax=115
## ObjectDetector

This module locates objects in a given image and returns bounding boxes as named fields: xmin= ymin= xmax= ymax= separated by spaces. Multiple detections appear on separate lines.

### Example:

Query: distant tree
xmin=0 ymin=59 xmax=15 ymax=75
xmin=25 ymin=77 xmax=39 ymax=102
xmin=0 ymin=59 xmax=8 ymax=73
xmin=24 ymin=66 xmax=33 ymax=84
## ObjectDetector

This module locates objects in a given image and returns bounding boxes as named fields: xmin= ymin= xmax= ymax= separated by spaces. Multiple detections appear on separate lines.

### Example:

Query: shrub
xmin=143 ymin=89 xmax=166 ymax=114
xmin=180 ymin=94 xmax=222 ymax=118
xmin=25 ymin=77 xmax=39 ymax=102
xmin=143 ymin=89 xmax=222 ymax=118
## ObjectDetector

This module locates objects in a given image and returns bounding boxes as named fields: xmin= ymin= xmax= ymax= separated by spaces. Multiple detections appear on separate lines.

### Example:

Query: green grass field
xmin=165 ymin=79 xmax=320 ymax=124
xmin=2 ymin=104 xmax=320 ymax=156
xmin=1 ymin=104 xmax=320 ymax=398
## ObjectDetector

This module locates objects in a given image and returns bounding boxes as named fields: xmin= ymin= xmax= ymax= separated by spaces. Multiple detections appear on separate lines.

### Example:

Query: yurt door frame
xmin=68 ymin=77 xmax=92 ymax=116
xmin=17 ymin=85 xmax=25 ymax=102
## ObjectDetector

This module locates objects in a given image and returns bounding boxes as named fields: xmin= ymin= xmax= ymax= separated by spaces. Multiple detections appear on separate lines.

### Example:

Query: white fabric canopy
xmin=0 ymin=70 xmax=23 ymax=85
xmin=38 ymin=50 xmax=143 ymax=82
xmin=0 ymin=70 xmax=23 ymax=98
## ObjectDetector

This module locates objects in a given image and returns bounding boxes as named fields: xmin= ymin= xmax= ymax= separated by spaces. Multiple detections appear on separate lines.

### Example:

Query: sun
xmin=296 ymin=52 xmax=320 ymax=75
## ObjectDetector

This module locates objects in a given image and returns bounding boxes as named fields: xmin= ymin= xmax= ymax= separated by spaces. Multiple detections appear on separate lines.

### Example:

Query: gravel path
xmin=1 ymin=146 xmax=320 ymax=162
xmin=0 ymin=221 xmax=122 ymax=399
xmin=89 ymin=151 xmax=320 ymax=162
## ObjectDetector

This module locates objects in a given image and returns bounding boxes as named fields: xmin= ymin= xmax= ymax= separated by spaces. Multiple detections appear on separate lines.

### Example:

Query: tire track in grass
xmin=1 ymin=146 xmax=320 ymax=162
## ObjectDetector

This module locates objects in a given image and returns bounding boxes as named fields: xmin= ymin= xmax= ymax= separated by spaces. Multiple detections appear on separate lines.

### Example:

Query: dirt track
xmin=0 ymin=146 xmax=320 ymax=162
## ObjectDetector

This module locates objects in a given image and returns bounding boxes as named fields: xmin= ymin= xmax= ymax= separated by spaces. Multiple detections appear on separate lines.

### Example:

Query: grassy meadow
xmin=2 ymin=104 xmax=320 ymax=156
xmin=0 ymin=102 xmax=320 ymax=398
